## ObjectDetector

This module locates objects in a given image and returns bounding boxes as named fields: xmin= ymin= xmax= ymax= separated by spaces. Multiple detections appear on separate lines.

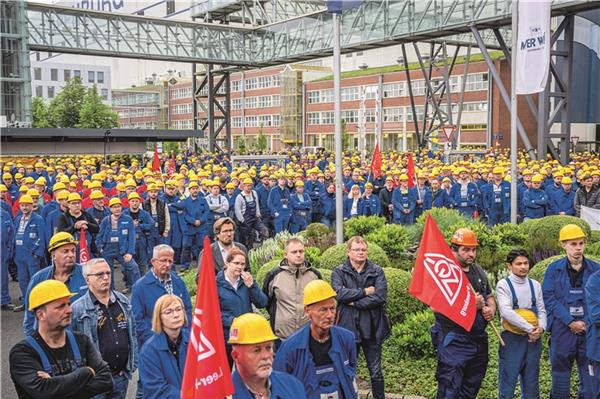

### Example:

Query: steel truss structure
xmin=195 ymin=66 xmax=232 ymax=152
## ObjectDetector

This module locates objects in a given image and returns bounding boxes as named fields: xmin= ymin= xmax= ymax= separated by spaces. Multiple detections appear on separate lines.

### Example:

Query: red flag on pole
xmin=152 ymin=143 xmax=161 ymax=172
xmin=169 ymin=152 xmax=176 ymax=175
xmin=369 ymin=142 xmax=382 ymax=178
xmin=408 ymin=214 xmax=476 ymax=331
xmin=406 ymin=152 xmax=416 ymax=188
xmin=181 ymin=237 xmax=234 ymax=398
xmin=79 ymin=228 xmax=90 ymax=263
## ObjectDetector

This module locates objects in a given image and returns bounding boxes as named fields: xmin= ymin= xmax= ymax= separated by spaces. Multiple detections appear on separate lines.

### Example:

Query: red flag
xmin=406 ymin=153 xmax=416 ymax=188
xmin=181 ymin=237 xmax=234 ymax=398
xmin=79 ymin=228 xmax=90 ymax=263
xmin=169 ymin=152 xmax=176 ymax=175
xmin=369 ymin=142 xmax=382 ymax=178
xmin=408 ymin=214 xmax=476 ymax=331
xmin=152 ymin=143 xmax=161 ymax=172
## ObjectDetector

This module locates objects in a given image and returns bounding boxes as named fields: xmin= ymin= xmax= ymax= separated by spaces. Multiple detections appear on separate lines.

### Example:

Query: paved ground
xmin=1 ymin=268 xmax=137 ymax=399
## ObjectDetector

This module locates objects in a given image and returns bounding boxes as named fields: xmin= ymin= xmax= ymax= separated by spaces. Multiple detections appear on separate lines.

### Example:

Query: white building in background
xmin=30 ymin=61 xmax=112 ymax=103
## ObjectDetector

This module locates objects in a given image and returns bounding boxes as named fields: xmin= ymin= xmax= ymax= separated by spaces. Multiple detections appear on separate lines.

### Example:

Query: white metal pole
xmin=510 ymin=0 xmax=518 ymax=224
xmin=333 ymin=12 xmax=344 ymax=244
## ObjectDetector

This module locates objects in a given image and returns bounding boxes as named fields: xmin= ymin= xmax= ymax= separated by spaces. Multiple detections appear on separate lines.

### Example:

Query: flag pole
xmin=471 ymin=286 xmax=506 ymax=346
xmin=333 ymin=11 xmax=344 ymax=244
xmin=510 ymin=0 xmax=518 ymax=224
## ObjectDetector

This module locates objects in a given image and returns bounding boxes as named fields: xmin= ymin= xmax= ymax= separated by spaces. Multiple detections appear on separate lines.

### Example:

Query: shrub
xmin=304 ymin=223 xmax=331 ymax=239
xmin=181 ymin=270 xmax=197 ymax=296
xmin=413 ymin=208 xmax=469 ymax=241
xmin=384 ymin=268 xmax=426 ymax=324
xmin=305 ymin=232 xmax=338 ymax=253
xmin=388 ymin=310 xmax=436 ymax=359
xmin=591 ymin=230 xmax=600 ymax=244
xmin=343 ymin=216 xmax=386 ymax=240
xmin=365 ymin=224 xmax=411 ymax=260
xmin=304 ymin=246 xmax=322 ymax=267
xmin=319 ymin=242 xmax=390 ymax=270
xmin=317 ymin=268 xmax=332 ymax=283
xmin=524 ymin=215 xmax=592 ymax=263
xmin=256 ymin=258 xmax=282 ymax=286
xmin=587 ymin=241 xmax=600 ymax=257
xmin=529 ymin=254 xmax=600 ymax=283
xmin=248 ymin=231 xmax=300 ymax=274
xmin=491 ymin=223 xmax=528 ymax=247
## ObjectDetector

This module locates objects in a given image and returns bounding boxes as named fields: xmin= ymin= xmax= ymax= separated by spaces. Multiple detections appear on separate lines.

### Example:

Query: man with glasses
xmin=131 ymin=244 xmax=191 ymax=398
xmin=331 ymin=236 xmax=390 ymax=399
xmin=198 ymin=217 xmax=248 ymax=276
xmin=71 ymin=258 xmax=138 ymax=399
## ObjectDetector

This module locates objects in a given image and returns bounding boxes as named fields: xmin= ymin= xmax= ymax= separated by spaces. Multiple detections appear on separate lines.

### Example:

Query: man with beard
xmin=57 ymin=193 xmax=99 ymax=261
xmin=23 ymin=232 xmax=88 ymax=336
xmin=9 ymin=280 xmax=113 ymax=398
xmin=229 ymin=313 xmax=306 ymax=399
xmin=274 ymin=280 xmax=358 ymax=399
xmin=198 ymin=217 xmax=248 ymax=276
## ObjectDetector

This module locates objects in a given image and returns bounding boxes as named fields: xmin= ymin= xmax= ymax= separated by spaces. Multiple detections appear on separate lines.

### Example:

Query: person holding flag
xmin=229 ymin=313 xmax=307 ymax=399
xmin=22 ymin=232 xmax=87 ymax=335
xmin=409 ymin=218 xmax=495 ymax=399
xmin=56 ymin=192 xmax=99 ymax=261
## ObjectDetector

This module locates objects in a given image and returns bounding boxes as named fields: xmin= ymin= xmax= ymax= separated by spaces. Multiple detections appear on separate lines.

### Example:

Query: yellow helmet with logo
xmin=28 ymin=280 xmax=76 ymax=311
xmin=228 ymin=313 xmax=278 ymax=345
xmin=47 ymin=232 xmax=78 ymax=253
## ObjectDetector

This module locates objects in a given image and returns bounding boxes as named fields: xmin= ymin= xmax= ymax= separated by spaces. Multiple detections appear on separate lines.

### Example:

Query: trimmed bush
xmin=491 ymin=223 xmax=528 ymax=247
xmin=366 ymin=224 xmax=411 ymax=260
xmin=383 ymin=267 xmax=426 ymax=324
xmin=587 ymin=241 xmax=600 ymax=257
xmin=343 ymin=216 xmax=386 ymax=240
xmin=304 ymin=246 xmax=322 ymax=267
xmin=591 ymin=230 xmax=600 ymax=244
xmin=413 ymin=208 xmax=469 ymax=242
xmin=319 ymin=242 xmax=390 ymax=270
xmin=248 ymin=231 xmax=300 ymax=274
xmin=525 ymin=215 xmax=592 ymax=263
xmin=388 ymin=310 xmax=436 ymax=359
xmin=305 ymin=231 xmax=338 ymax=253
xmin=256 ymin=258 xmax=281 ymax=286
xmin=317 ymin=268 xmax=332 ymax=283
xmin=304 ymin=223 xmax=331 ymax=239
xmin=181 ymin=270 xmax=197 ymax=296
xmin=529 ymin=254 xmax=600 ymax=283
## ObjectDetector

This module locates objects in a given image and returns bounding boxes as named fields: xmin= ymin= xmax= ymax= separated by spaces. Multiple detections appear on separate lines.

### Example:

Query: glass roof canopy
xmin=25 ymin=0 xmax=598 ymax=67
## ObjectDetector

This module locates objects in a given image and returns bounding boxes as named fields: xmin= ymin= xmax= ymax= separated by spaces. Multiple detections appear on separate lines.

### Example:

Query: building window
xmin=74 ymin=70 xmax=81 ymax=79
xmin=272 ymin=95 xmax=281 ymax=106
xmin=232 ymin=117 xmax=243 ymax=128
xmin=341 ymin=87 xmax=359 ymax=101
xmin=101 ymin=88 xmax=108 ymax=100
xmin=364 ymin=85 xmax=378 ymax=100
xmin=258 ymin=76 xmax=272 ymax=88
xmin=406 ymin=106 xmax=424 ymax=121
xmin=232 ymin=98 xmax=243 ymax=110
xmin=63 ymin=69 xmax=71 ymax=81
xmin=272 ymin=75 xmax=281 ymax=87
xmin=97 ymin=71 xmax=104 ymax=84
xmin=245 ymin=115 xmax=258 ymax=127
xmin=307 ymin=112 xmax=320 ymax=125
xmin=34 ymin=68 xmax=42 ymax=80
xmin=245 ymin=78 xmax=257 ymax=90
xmin=88 ymin=71 xmax=95 ymax=83
xmin=412 ymin=80 xmax=426 ymax=96
xmin=364 ymin=109 xmax=376 ymax=123
xmin=50 ymin=68 xmax=58 ymax=81
xmin=308 ymin=91 xmax=320 ymax=104
xmin=383 ymin=107 xmax=403 ymax=122
xmin=341 ymin=110 xmax=357 ymax=123
xmin=231 ymin=80 xmax=241 ymax=92
xmin=259 ymin=115 xmax=272 ymax=126
xmin=272 ymin=114 xmax=281 ymax=126
xmin=320 ymin=89 xmax=333 ymax=103
xmin=383 ymin=82 xmax=403 ymax=98
xmin=320 ymin=111 xmax=334 ymax=125
xmin=465 ymin=73 xmax=489 ymax=91
xmin=462 ymin=101 xmax=488 ymax=112
xmin=450 ymin=76 xmax=460 ymax=92
xmin=245 ymin=97 xmax=257 ymax=109
xmin=48 ymin=86 xmax=55 ymax=98
xmin=35 ymin=86 xmax=43 ymax=97
xmin=258 ymin=95 xmax=272 ymax=108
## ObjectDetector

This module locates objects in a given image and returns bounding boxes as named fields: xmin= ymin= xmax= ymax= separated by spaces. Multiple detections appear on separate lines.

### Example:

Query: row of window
xmin=118 ymin=108 xmax=158 ymax=118
xmin=112 ymin=93 xmax=160 ymax=106
xmin=307 ymin=102 xmax=487 ymax=125
xmin=231 ymin=75 xmax=281 ymax=92
xmin=172 ymin=103 xmax=193 ymax=115
xmin=232 ymin=95 xmax=281 ymax=109
xmin=33 ymin=67 xmax=105 ymax=84
xmin=171 ymin=87 xmax=193 ymax=100
xmin=35 ymin=85 xmax=108 ymax=100
xmin=120 ymin=122 xmax=157 ymax=129
xmin=307 ymin=73 xmax=488 ymax=104
xmin=171 ymin=120 xmax=194 ymax=129
xmin=231 ymin=114 xmax=282 ymax=128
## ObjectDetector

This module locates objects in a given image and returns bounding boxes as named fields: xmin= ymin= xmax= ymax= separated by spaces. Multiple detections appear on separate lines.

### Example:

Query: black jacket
xmin=379 ymin=188 xmax=394 ymax=222
xmin=331 ymin=259 xmax=391 ymax=344
xmin=9 ymin=331 xmax=113 ymax=399
xmin=57 ymin=210 xmax=100 ymax=236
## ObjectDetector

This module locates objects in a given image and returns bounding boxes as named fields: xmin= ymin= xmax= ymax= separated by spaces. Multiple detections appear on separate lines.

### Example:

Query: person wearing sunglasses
xmin=71 ymin=258 xmax=138 ymax=399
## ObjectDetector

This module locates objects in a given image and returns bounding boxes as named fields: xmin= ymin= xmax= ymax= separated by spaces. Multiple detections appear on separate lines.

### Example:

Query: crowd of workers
xmin=1 ymin=148 xmax=600 ymax=399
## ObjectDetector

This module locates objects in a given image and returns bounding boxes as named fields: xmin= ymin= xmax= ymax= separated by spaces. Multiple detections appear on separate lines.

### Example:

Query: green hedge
xmin=256 ymin=259 xmax=281 ymax=286
xmin=304 ymin=246 xmax=322 ymax=267
xmin=383 ymin=268 xmax=426 ymax=324
xmin=529 ymin=254 xmax=600 ymax=283
xmin=181 ymin=270 xmax=197 ymax=296
xmin=413 ymin=208 xmax=470 ymax=243
xmin=591 ymin=230 xmax=600 ymax=244
xmin=365 ymin=224 xmax=411 ymax=260
xmin=343 ymin=216 xmax=386 ymax=240
xmin=319 ymin=242 xmax=391 ymax=270
xmin=317 ymin=268 xmax=332 ymax=283
xmin=524 ymin=216 xmax=592 ymax=263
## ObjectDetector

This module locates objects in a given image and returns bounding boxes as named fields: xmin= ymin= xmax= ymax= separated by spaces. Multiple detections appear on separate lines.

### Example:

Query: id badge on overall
xmin=111 ymin=236 xmax=119 ymax=243
xmin=320 ymin=393 xmax=339 ymax=399
xmin=15 ymin=239 xmax=23 ymax=246
xmin=282 ymin=203 xmax=288 ymax=209
xmin=570 ymin=306 xmax=584 ymax=317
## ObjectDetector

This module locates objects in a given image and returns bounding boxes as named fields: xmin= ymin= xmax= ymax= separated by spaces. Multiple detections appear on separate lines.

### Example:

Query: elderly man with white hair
xmin=71 ymin=258 xmax=138 ymax=399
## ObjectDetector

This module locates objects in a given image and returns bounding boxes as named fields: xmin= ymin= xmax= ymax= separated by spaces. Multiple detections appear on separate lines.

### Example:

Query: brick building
xmin=112 ymin=84 xmax=169 ymax=129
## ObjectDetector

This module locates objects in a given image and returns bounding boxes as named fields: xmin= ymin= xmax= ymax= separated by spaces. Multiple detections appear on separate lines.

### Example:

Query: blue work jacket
xmin=181 ymin=195 xmax=209 ymax=235
xmin=255 ymin=183 xmax=272 ymax=219
xmin=131 ymin=270 xmax=192 ymax=347
xmin=321 ymin=192 xmax=336 ymax=220
xmin=14 ymin=212 xmax=46 ymax=257
xmin=548 ymin=188 xmax=576 ymax=216
xmin=232 ymin=369 xmax=307 ymax=399
xmin=71 ymin=290 xmax=138 ymax=379
xmin=124 ymin=207 xmax=154 ymax=241
xmin=585 ymin=270 xmax=600 ymax=362
xmin=216 ymin=270 xmax=268 ymax=338
xmin=139 ymin=329 xmax=189 ymax=399
xmin=429 ymin=188 xmax=451 ymax=208
xmin=291 ymin=192 xmax=312 ymax=223
xmin=541 ymin=256 xmax=600 ymax=333
xmin=40 ymin=201 xmax=59 ymax=220
xmin=391 ymin=187 xmax=417 ymax=220
xmin=482 ymin=181 xmax=511 ymax=216
xmin=523 ymin=188 xmax=548 ymax=219
xmin=449 ymin=181 xmax=480 ymax=210
xmin=273 ymin=324 xmax=358 ymax=399
xmin=1 ymin=209 xmax=13 ymax=263
xmin=268 ymin=186 xmax=292 ymax=218
xmin=23 ymin=263 xmax=88 ymax=335
xmin=358 ymin=195 xmax=381 ymax=217
xmin=96 ymin=214 xmax=136 ymax=255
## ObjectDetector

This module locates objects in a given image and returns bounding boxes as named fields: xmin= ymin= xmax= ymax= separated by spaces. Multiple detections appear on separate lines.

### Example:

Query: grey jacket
xmin=574 ymin=186 xmax=600 ymax=216
xmin=71 ymin=290 xmax=138 ymax=379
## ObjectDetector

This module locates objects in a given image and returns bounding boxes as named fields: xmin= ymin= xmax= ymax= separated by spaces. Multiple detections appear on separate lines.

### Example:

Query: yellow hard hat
xmin=48 ymin=232 xmax=78 ymax=253
xmin=295 ymin=180 xmax=305 ymax=187
xmin=90 ymin=190 xmax=104 ymax=200
xmin=89 ymin=181 xmax=102 ymax=189
xmin=225 ymin=183 xmax=235 ymax=190
xmin=559 ymin=224 xmax=586 ymax=242
xmin=561 ymin=177 xmax=572 ymax=184
xmin=147 ymin=183 xmax=157 ymax=191
xmin=56 ymin=191 xmax=69 ymax=201
xmin=67 ymin=193 xmax=82 ymax=202
xmin=28 ymin=280 xmax=76 ymax=311
xmin=531 ymin=174 xmax=543 ymax=183
xmin=109 ymin=197 xmax=122 ymax=207
xmin=188 ymin=182 xmax=199 ymax=189
xmin=502 ymin=309 xmax=538 ymax=335
xmin=242 ymin=178 xmax=253 ymax=185
xmin=128 ymin=192 xmax=141 ymax=201
xmin=52 ymin=182 xmax=66 ymax=192
xmin=228 ymin=313 xmax=278 ymax=345
xmin=304 ymin=280 xmax=337 ymax=306
xmin=19 ymin=194 xmax=33 ymax=204
xmin=492 ymin=167 xmax=504 ymax=175
xmin=27 ymin=188 xmax=40 ymax=197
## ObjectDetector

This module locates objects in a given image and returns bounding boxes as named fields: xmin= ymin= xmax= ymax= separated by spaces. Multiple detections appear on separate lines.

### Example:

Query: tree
xmin=341 ymin=120 xmax=351 ymax=150
xmin=78 ymin=85 xmax=119 ymax=128
xmin=236 ymin=136 xmax=247 ymax=153
xmin=32 ymin=97 xmax=51 ymax=128
xmin=48 ymin=77 xmax=86 ymax=127
xmin=257 ymin=124 xmax=268 ymax=152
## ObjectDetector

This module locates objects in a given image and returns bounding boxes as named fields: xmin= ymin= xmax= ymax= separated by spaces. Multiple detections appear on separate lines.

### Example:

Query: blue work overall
xmin=25 ymin=330 xmax=83 ymax=376
xmin=315 ymin=363 xmax=342 ymax=399
xmin=14 ymin=219 xmax=43 ymax=298
xmin=104 ymin=226 xmax=140 ymax=291
xmin=498 ymin=278 xmax=541 ymax=399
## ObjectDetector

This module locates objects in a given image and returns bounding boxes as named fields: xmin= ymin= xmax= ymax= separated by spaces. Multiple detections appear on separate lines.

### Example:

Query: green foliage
xmin=317 ymin=268 xmax=332 ymax=283
xmin=590 ymin=230 xmax=600 ymax=244
xmin=257 ymin=127 xmax=268 ymax=152
xmin=319 ymin=242 xmax=390 ymax=270
xmin=491 ymin=223 xmax=528 ymax=246
xmin=413 ymin=208 xmax=469 ymax=243
xmin=236 ymin=136 xmax=247 ymax=153
xmin=524 ymin=216 xmax=592 ymax=262
xmin=529 ymin=254 xmax=600 ymax=283
xmin=388 ymin=310 xmax=435 ymax=359
xmin=343 ymin=216 xmax=386 ymax=240
xmin=78 ymin=85 xmax=119 ymax=128
xmin=304 ymin=223 xmax=331 ymax=239
xmin=587 ymin=241 xmax=600 ymax=257
xmin=383 ymin=268 xmax=426 ymax=324
xmin=47 ymin=77 xmax=86 ymax=127
xmin=181 ymin=270 xmax=197 ymax=296
xmin=304 ymin=246 xmax=322 ymax=267
xmin=304 ymin=231 xmax=338 ymax=253
xmin=162 ymin=142 xmax=180 ymax=156
xmin=256 ymin=259 xmax=281 ymax=286
xmin=32 ymin=97 xmax=51 ymax=128
xmin=365 ymin=224 xmax=410 ymax=260
xmin=248 ymin=231 xmax=297 ymax=274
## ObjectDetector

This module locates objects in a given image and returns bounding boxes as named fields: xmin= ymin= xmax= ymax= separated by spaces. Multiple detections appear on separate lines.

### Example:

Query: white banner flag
xmin=515 ymin=0 xmax=551 ymax=94
xmin=582 ymin=206 xmax=600 ymax=231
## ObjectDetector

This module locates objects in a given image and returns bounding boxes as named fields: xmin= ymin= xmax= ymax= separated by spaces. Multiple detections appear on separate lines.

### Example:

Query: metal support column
xmin=195 ymin=65 xmax=231 ymax=153
xmin=471 ymin=25 xmax=536 ymax=159
xmin=401 ymin=44 xmax=420 ymax=148
xmin=453 ymin=45 xmax=471 ymax=149
xmin=555 ymin=15 xmax=574 ymax=164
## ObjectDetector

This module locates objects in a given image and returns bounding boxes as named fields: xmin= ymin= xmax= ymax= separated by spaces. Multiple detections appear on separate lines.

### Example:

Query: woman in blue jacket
xmin=217 ymin=247 xmax=268 ymax=367
xmin=343 ymin=185 xmax=362 ymax=220
xmin=139 ymin=294 xmax=189 ymax=399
